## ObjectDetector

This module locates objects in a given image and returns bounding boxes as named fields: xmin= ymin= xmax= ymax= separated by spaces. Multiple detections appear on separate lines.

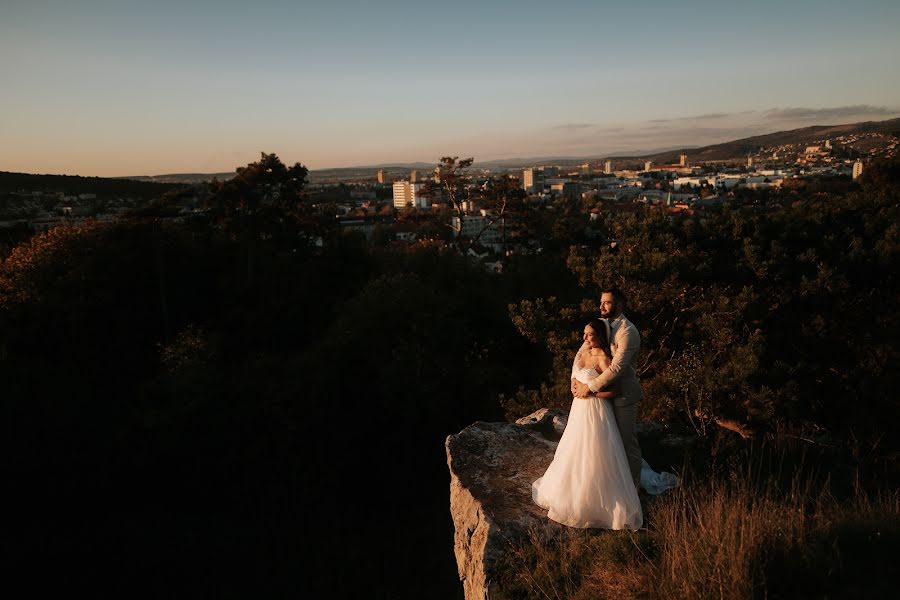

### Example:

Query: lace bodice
xmin=571 ymin=352 xmax=601 ymax=384
xmin=572 ymin=367 xmax=599 ymax=384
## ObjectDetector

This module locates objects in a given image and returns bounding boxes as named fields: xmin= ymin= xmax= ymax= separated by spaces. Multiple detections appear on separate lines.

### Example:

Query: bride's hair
xmin=586 ymin=319 xmax=613 ymax=360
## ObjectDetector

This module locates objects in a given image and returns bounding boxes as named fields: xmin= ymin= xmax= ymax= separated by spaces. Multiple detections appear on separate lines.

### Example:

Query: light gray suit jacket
xmin=588 ymin=315 xmax=644 ymax=406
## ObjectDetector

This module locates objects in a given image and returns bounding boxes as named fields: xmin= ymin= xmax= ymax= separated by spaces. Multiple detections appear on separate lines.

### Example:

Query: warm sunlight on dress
xmin=532 ymin=363 xmax=643 ymax=529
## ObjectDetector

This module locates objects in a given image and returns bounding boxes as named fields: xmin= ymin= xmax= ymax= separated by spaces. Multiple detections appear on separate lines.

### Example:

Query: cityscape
xmin=3 ymin=118 xmax=897 ymax=265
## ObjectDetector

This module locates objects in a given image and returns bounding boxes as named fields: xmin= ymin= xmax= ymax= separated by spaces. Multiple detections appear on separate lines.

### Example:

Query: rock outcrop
xmin=446 ymin=408 xmax=695 ymax=600
xmin=445 ymin=408 xmax=567 ymax=600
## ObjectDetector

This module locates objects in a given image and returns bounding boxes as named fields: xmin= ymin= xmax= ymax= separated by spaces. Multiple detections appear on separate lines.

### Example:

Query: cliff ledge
xmin=446 ymin=408 xmax=690 ymax=599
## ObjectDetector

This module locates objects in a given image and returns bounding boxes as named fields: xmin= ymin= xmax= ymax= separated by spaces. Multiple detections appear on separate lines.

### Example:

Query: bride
xmin=532 ymin=319 xmax=654 ymax=529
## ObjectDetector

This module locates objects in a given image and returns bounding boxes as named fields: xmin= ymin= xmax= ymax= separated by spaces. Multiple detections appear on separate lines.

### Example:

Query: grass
xmin=494 ymin=525 xmax=653 ymax=600
xmin=494 ymin=449 xmax=900 ymax=599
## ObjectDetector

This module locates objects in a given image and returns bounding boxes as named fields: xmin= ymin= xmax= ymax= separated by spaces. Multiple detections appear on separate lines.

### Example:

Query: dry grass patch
xmin=495 ymin=463 xmax=899 ymax=599
xmin=494 ymin=525 xmax=652 ymax=600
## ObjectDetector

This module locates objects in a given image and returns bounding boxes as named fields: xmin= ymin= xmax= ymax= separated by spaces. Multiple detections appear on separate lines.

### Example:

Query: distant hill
xmin=479 ymin=147 xmax=700 ymax=169
xmin=479 ymin=118 xmax=900 ymax=169
xmin=121 ymin=173 xmax=234 ymax=184
xmin=368 ymin=162 xmax=435 ymax=170
xmin=643 ymin=118 xmax=900 ymax=164
xmin=0 ymin=171 xmax=182 ymax=197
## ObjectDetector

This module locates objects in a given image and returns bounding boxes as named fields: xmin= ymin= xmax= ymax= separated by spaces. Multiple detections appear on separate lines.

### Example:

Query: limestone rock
xmin=446 ymin=409 xmax=566 ymax=600
xmin=515 ymin=407 xmax=568 ymax=438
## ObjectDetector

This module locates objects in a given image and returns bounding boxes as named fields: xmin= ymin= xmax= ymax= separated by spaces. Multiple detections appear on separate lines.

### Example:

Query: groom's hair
xmin=601 ymin=286 xmax=627 ymax=309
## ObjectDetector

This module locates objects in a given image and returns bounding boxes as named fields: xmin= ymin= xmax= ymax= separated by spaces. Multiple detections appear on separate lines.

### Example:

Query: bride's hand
xmin=572 ymin=379 xmax=590 ymax=398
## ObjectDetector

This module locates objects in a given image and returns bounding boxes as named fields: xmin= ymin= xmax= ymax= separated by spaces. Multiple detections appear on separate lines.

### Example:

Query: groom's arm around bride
xmin=586 ymin=318 xmax=641 ymax=400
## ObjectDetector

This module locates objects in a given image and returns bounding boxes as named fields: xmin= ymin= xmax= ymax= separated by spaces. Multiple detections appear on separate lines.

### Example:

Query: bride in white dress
xmin=532 ymin=319 xmax=648 ymax=529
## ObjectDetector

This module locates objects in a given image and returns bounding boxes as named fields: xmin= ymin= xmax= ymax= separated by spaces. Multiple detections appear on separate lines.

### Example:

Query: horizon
xmin=3 ymin=0 xmax=900 ymax=177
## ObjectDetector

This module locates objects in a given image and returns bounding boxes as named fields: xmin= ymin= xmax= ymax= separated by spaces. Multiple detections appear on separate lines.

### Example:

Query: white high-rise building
xmin=393 ymin=181 xmax=411 ymax=208
xmin=393 ymin=181 xmax=428 ymax=209
xmin=410 ymin=170 xmax=418 ymax=183
xmin=604 ymin=159 xmax=613 ymax=174
xmin=679 ymin=153 xmax=688 ymax=167
xmin=377 ymin=169 xmax=387 ymax=184
xmin=522 ymin=168 xmax=539 ymax=193
xmin=852 ymin=160 xmax=864 ymax=180
xmin=644 ymin=160 xmax=653 ymax=172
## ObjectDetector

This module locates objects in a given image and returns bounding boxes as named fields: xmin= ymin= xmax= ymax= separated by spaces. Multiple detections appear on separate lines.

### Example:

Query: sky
xmin=2 ymin=0 xmax=899 ymax=177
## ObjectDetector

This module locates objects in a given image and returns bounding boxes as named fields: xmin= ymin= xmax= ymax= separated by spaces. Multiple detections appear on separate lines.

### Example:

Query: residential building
xmin=451 ymin=213 xmax=503 ymax=249
xmin=523 ymin=168 xmax=540 ymax=193
xmin=393 ymin=181 xmax=428 ymax=209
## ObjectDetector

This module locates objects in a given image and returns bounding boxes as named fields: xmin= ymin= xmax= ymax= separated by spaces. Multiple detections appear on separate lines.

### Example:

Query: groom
xmin=572 ymin=287 xmax=644 ymax=491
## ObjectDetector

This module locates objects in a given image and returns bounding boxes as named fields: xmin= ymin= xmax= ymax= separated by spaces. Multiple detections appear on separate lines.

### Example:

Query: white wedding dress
xmin=532 ymin=359 xmax=677 ymax=529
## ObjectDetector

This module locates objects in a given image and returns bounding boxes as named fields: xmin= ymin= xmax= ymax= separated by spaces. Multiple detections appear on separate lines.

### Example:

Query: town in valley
xmin=2 ymin=120 xmax=897 ymax=264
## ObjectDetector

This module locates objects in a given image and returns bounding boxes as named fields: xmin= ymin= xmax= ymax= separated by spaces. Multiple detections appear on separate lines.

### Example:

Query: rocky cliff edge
xmin=445 ymin=408 xmax=693 ymax=600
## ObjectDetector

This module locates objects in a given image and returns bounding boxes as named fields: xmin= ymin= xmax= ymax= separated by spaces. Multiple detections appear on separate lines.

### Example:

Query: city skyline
xmin=3 ymin=0 xmax=900 ymax=177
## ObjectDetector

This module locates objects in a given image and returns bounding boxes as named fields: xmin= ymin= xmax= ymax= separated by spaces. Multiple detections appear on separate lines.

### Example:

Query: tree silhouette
xmin=206 ymin=152 xmax=319 ymax=281
xmin=478 ymin=173 xmax=526 ymax=255
xmin=418 ymin=156 xmax=473 ymax=237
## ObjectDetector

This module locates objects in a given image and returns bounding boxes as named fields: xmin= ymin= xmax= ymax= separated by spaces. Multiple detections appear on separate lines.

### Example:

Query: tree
xmin=419 ymin=158 xmax=529 ymax=253
xmin=418 ymin=156 xmax=473 ymax=237
xmin=205 ymin=152 xmax=323 ymax=281
xmin=478 ymin=174 xmax=526 ymax=255
xmin=859 ymin=155 xmax=900 ymax=203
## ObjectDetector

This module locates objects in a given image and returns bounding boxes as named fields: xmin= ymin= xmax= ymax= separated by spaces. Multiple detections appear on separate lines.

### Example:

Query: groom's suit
xmin=588 ymin=314 xmax=643 ymax=489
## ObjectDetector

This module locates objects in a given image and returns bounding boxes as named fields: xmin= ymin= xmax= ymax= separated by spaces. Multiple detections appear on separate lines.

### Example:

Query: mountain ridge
xmin=641 ymin=117 xmax=900 ymax=164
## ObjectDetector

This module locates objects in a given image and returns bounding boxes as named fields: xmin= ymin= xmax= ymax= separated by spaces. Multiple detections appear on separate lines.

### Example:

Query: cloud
xmin=526 ymin=103 xmax=899 ymax=160
xmin=648 ymin=112 xmax=734 ymax=124
xmin=625 ymin=124 xmax=773 ymax=144
xmin=551 ymin=123 xmax=595 ymax=131
xmin=530 ymin=122 xmax=778 ymax=157
xmin=765 ymin=105 xmax=900 ymax=120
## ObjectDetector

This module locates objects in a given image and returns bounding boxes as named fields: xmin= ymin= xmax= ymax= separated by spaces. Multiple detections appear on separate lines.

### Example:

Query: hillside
xmin=645 ymin=117 xmax=900 ymax=164
xmin=0 ymin=171 xmax=181 ymax=198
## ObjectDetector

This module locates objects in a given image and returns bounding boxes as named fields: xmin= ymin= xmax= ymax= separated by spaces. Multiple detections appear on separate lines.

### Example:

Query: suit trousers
xmin=612 ymin=400 xmax=642 ymax=491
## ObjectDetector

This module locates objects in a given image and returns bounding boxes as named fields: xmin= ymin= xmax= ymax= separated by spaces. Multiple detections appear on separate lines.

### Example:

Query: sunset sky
xmin=2 ymin=0 xmax=899 ymax=177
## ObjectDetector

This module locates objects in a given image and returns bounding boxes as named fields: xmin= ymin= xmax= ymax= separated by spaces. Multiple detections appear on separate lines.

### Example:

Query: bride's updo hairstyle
xmin=586 ymin=319 xmax=613 ymax=360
